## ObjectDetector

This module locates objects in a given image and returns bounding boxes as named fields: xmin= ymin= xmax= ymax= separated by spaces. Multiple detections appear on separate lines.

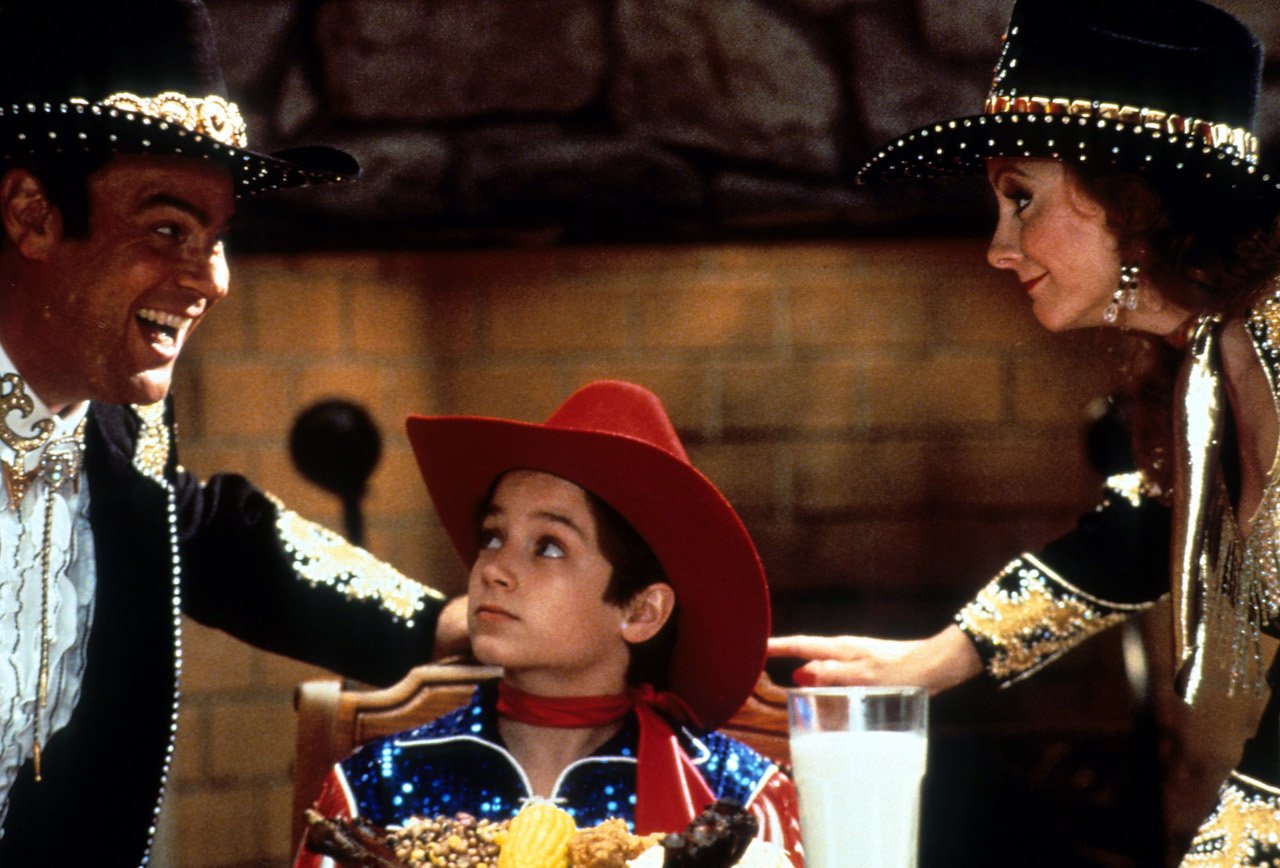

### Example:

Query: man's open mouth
xmin=136 ymin=308 xmax=193 ymax=348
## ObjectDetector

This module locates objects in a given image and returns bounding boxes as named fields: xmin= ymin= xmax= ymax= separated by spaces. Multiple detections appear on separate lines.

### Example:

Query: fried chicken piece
xmin=567 ymin=818 xmax=663 ymax=868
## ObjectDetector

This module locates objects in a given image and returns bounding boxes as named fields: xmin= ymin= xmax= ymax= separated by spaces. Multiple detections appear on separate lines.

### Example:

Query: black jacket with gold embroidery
xmin=0 ymin=398 xmax=445 ymax=866
xmin=957 ymin=291 xmax=1280 ymax=701
xmin=953 ymin=293 xmax=1280 ymax=862
xmin=955 ymin=290 xmax=1280 ymax=704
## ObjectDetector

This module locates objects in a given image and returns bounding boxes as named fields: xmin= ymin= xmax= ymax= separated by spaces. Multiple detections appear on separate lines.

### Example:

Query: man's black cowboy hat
xmin=0 ymin=0 xmax=357 ymax=196
xmin=856 ymin=0 xmax=1274 ymax=199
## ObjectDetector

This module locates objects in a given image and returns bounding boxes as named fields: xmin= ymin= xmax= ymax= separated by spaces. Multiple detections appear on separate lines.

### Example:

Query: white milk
xmin=789 ymin=730 xmax=927 ymax=868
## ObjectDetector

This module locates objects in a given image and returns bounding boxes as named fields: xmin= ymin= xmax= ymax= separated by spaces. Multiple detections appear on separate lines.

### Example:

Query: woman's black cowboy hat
xmin=856 ymin=0 xmax=1273 ymax=198
xmin=0 ymin=0 xmax=357 ymax=196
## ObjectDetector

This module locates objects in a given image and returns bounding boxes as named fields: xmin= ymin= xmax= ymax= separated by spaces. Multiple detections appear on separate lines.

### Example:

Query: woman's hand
xmin=767 ymin=625 xmax=983 ymax=696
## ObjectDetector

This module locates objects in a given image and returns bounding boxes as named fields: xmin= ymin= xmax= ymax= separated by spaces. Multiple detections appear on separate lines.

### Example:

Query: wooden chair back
xmin=291 ymin=664 xmax=790 ymax=849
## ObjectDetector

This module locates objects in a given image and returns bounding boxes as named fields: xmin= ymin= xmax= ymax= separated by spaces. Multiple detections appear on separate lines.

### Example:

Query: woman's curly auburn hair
xmin=1069 ymin=164 xmax=1280 ymax=494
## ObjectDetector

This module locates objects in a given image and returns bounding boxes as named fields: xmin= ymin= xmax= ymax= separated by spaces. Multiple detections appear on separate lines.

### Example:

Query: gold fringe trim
xmin=1205 ymin=476 xmax=1280 ymax=698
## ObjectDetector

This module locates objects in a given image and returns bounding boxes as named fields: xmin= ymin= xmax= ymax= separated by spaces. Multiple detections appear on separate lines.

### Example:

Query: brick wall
xmin=163 ymin=239 xmax=1200 ymax=866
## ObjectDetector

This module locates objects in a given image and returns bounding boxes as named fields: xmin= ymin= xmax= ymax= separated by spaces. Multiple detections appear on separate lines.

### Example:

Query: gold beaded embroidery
xmin=0 ymin=374 xmax=88 ymax=781
xmin=956 ymin=554 xmax=1145 ymax=684
xmin=1251 ymin=290 xmax=1280 ymax=343
xmin=270 ymin=493 xmax=441 ymax=625
xmin=131 ymin=401 xmax=170 ymax=485
xmin=1104 ymin=470 xmax=1158 ymax=508
xmin=0 ymin=371 xmax=63 ymax=510
xmin=1183 ymin=773 xmax=1280 ymax=867
xmin=71 ymin=90 xmax=248 ymax=149
xmin=0 ymin=372 xmax=53 ymax=452
xmin=984 ymin=94 xmax=1258 ymax=164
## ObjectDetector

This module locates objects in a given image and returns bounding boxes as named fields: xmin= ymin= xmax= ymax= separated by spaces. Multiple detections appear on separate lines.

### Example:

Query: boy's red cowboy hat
xmin=406 ymin=380 xmax=770 ymax=731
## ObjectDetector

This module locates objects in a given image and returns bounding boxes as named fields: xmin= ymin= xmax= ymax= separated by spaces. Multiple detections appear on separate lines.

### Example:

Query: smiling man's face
xmin=33 ymin=153 xmax=235 ymax=409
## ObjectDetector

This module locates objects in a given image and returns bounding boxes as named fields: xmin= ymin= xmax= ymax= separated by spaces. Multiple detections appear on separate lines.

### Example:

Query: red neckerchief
xmin=495 ymin=681 xmax=716 ymax=834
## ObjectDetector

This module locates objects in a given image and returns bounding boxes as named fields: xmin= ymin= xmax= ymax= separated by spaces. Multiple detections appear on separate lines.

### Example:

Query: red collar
xmin=495 ymin=680 xmax=715 ymax=834
xmin=496 ymin=681 xmax=630 ymax=728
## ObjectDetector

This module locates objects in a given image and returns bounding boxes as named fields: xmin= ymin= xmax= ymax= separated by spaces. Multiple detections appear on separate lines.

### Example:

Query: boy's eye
xmin=479 ymin=529 xmax=501 ymax=550
xmin=536 ymin=537 xmax=566 ymax=559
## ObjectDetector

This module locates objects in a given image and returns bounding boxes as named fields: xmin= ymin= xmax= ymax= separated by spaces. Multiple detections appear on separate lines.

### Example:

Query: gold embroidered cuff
xmin=1183 ymin=773 xmax=1280 ymax=866
xmin=270 ymin=494 xmax=443 ymax=625
xmin=955 ymin=554 xmax=1143 ymax=685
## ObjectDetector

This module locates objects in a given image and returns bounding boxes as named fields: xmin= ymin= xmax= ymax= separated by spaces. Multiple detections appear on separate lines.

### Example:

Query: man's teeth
xmin=138 ymin=309 xmax=191 ymax=330
xmin=137 ymin=309 xmax=193 ymax=348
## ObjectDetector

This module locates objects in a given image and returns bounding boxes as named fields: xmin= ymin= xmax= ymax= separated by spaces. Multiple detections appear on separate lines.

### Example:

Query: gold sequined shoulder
xmin=268 ymin=493 xmax=443 ymax=625
xmin=1245 ymin=286 xmax=1280 ymax=404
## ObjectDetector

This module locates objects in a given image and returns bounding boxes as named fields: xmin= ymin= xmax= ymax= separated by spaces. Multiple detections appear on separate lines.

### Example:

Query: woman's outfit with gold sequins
xmin=956 ymin=289 xmax=1280 ymax=867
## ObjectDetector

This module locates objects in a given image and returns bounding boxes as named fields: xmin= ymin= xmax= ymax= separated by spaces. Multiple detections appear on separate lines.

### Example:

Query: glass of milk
xmin=787 ymin=686 xmax=928 ymax=868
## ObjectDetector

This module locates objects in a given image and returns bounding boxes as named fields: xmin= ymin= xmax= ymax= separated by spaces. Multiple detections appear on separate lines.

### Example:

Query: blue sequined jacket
xmin=299 ymin=681 xmax=802 ymax=864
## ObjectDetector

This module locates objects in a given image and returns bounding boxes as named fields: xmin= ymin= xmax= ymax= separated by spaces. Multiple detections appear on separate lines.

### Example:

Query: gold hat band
xmin=69 ymin=90 xmax=248 ymax=149
xmin=985 ymin=94 xmax=1258 ymax=165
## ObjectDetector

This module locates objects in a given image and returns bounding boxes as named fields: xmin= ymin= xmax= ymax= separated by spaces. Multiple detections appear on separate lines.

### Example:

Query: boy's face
xmin=468 ymin=469 xmax=633 ymax=695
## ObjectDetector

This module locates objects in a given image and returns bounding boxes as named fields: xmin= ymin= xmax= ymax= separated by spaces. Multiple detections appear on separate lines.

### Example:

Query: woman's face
xmin=986 ymin=158 xmax=1121 ymax=332
xmin=467 ymin=469 xmax=632 ymax=695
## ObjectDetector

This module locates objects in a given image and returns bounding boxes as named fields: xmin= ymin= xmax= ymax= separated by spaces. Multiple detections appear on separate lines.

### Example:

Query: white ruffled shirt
xmin=0 ymin=343 xmax=94 ymax=833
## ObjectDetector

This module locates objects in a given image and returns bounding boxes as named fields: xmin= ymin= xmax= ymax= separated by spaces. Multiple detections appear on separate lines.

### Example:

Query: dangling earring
xmin=1103 ymin=261 xmax=1140 ymax=325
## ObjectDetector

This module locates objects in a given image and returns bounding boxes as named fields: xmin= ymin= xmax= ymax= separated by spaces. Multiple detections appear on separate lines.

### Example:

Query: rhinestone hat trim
xmin=69 ymin=90 xmax=247 ymax=149
xmin=984 ymin=93 xmax=1258 ymax=165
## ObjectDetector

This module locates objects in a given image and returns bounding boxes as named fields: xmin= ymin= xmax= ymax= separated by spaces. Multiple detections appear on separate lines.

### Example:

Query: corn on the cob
xmin=497 ymin=800 xmax=577 ymax=868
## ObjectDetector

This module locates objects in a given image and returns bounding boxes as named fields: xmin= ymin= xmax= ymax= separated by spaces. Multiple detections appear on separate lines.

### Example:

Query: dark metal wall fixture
xmin=289 ymin=399 xmax=382 ymax=546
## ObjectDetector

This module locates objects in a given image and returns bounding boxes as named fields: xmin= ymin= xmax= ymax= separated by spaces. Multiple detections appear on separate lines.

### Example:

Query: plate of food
xmin=304 ymin=797 xmax=793 ymax=868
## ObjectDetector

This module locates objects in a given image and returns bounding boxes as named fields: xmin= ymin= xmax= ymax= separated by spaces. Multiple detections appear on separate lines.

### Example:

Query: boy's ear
xmin=0 ymin=168 xmax=63 ymax=261
xmin=620 ymin=582 xmax=676 ymax=645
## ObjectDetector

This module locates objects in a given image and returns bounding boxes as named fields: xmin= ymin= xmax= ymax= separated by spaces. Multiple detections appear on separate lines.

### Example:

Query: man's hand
xmin=767 ymin=625 xmax=982 ymax=696
xmin=430 ymin=595 xmax=471 ymax=661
